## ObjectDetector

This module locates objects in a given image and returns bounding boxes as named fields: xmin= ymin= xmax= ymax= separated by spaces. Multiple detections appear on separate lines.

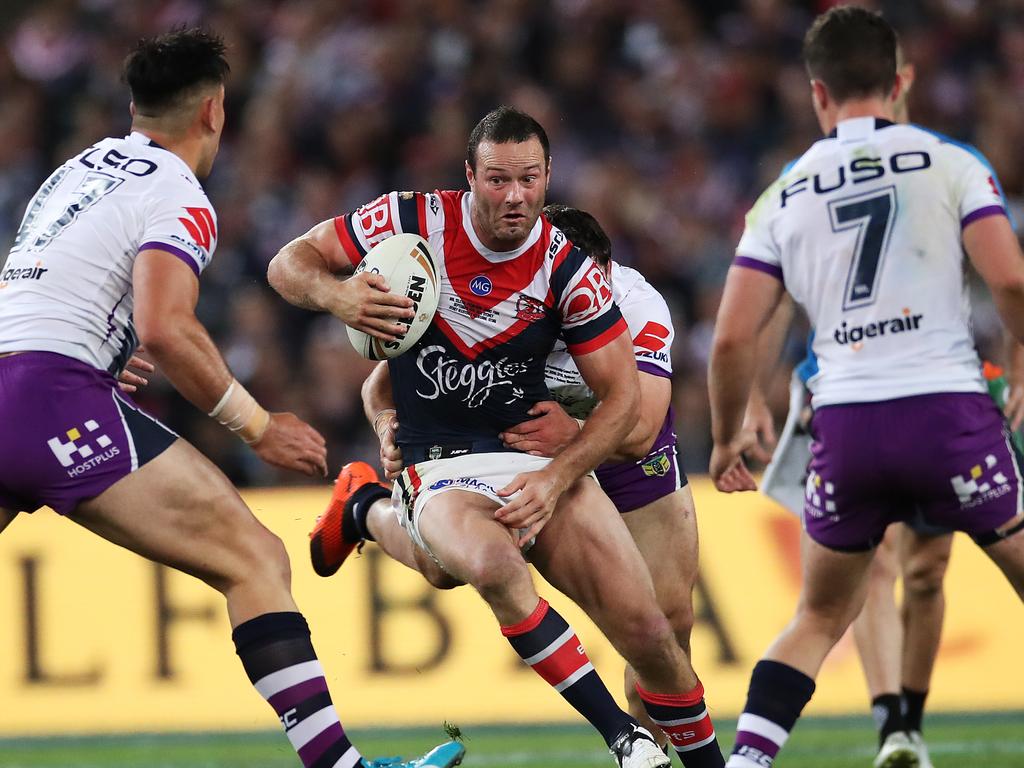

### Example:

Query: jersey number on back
xmin=12 ymin=170 xmax=124 ymax=253
xmin=829 ymin=186 xmax=897 ymax=311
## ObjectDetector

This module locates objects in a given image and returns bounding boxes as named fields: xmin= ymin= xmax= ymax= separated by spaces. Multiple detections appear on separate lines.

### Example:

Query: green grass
xmin=1 ymin=714 xmax=1022 ymax=767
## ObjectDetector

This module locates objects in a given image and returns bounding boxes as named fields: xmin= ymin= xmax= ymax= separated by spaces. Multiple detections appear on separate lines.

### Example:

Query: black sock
xmin=502 ymin=598 xmax=634 ymax=746
xmin=872 ymin=693 xmax=906 ymax=745
xmin=730 ymin=660 xmax=816 ymax=766
xmin=342 ymin=482 xmax=389 ymax=543
xmin=901 ymin=686 xmax=928 ymax=733
xmin=232 ymin=612 xmax=359 ymax=768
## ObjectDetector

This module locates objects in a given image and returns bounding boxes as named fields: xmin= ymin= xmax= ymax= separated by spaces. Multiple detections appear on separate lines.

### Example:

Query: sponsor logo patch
xmin=832 ymin=308 xmax=922 ymax=350
xmin=641 ymin=452 xmax=671 ymax=477
xmin=950 ymin=453 xmax=1012 ymax=509
xmin=470 ymin=275 xmax=492 ymax=296
xmin=47 ymin=420 xmax=120 ymax=477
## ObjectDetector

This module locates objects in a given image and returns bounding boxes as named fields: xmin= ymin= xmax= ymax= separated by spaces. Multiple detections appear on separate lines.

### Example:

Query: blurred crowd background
xmin=1 ymin=0 xmax=1022 ymax=486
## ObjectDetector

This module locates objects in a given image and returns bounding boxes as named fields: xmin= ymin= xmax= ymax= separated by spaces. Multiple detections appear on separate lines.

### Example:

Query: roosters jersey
xmin=0 ymin=132 xmax=216 ymax=373
xmin=545 ymin=262 xmax=674 ymax=418
xmin=333 ymin=189 xmax=626 ymax=447
xmin=736 ymin=117 xmax=1006 ymax=407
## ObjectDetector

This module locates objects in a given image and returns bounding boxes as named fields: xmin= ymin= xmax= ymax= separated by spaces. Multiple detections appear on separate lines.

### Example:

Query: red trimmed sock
xmin=638 ymin=681 xmax=725 ymax=767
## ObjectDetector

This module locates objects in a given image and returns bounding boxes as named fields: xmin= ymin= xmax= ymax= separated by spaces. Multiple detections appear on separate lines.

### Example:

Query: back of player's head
xmin=802 ymin=6 xmax=897 ymax=103
xmin=544 ymin=204 xmax=611 ymax=268
xmin=467 ymin=106 xmax=551 ymax=171
xmin=123 ymin=28 xmax=229 ymax=117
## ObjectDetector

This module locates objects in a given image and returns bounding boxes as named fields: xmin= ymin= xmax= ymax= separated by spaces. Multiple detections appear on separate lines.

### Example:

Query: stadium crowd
xmin=1 ymin=0 xmax=1021 ymax=485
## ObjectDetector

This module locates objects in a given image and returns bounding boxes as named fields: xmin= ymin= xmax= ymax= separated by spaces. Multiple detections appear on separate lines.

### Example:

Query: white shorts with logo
xmin=392 ymin=452 xmax=551 ymax=563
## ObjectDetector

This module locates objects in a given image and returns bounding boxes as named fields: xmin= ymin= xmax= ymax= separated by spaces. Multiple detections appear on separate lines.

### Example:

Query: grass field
xmin=1 ymin=713 xmax=1022 ymax=768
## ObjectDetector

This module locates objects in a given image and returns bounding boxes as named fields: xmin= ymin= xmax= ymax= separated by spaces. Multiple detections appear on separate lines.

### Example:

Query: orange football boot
xmin=309 ymin=461 xmax=382 ymax=577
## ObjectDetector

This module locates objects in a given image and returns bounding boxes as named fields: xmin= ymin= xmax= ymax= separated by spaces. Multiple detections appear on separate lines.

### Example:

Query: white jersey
xmin=737 ymin=117 xmax=1006 ymax=407
xmin=545 ymin=262 xmax=674 ymax=418
xmin=0 ymin=132 xmax=216 ymax=373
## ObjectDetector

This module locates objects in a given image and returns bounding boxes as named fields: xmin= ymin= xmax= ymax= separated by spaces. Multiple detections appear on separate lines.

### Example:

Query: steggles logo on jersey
xmin=47 ymin=420 xmax=119 ymax=477
xmin=469 ymin=275 xmax=492 ymax=296
xmin=415 ymin=344 xmax=527 ymax=407
xmin=950 ymin=453 xmax=1011 ymax=509
xmin=178 ymin=207 xmax=216 ymax=251
xmin=833 ymin=308 xmax=923 ymax=349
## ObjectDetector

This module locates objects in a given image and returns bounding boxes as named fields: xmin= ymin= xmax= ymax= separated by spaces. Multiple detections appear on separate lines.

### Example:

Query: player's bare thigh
xmin=414 ymin=488 xmax=524 ymax=585
xmin=621 ymin=487 xmax=699 ymax=644
xmin=532 ymin=475 xmax=660 ymax=623
xmin=980 ymin=524 xmax=1024 ymax=599
xmin=69 ymin=438 xmax=288 ymax=597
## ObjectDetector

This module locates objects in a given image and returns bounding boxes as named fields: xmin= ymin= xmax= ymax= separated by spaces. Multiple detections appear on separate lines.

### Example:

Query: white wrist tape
xmin=209 ymin=378 xmax=271 ymax=445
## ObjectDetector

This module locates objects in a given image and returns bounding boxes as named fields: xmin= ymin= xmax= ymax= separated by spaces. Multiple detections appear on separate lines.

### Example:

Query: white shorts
xmin=761 ymin=372 xmax=813 ymax=516
xmin=391 ymin=452 xmax=551 ymax=563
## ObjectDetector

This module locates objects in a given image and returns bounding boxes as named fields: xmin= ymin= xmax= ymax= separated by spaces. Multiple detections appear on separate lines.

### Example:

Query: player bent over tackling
xmin=0 ymin=29 xmax=461 ymax=768
xmin=269 ymin=108 xmax=724 ymax=768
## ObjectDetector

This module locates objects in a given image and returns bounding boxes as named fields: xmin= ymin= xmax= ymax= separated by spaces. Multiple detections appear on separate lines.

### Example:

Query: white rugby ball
xmin=346 ymin=233 xmax=440 ymax=360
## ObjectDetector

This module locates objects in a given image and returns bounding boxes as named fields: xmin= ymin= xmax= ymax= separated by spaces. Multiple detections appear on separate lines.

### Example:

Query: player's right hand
xmin=376 ymin=413 xmax=405 ymax=480
xmin=710 ymin=435 xmax=758 ymax=493
xmin=333 ymin=272 xmax=415 ymax=341
xmin=253 ymin=412 xmax=328 ymax=477
xmin=741 ymin=385 xmax=777 ymax=464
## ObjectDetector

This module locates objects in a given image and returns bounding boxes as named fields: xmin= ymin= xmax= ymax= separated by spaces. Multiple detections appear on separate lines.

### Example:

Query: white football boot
xmin=908 ymin=731 xmax=934 ymax=768
xmin=873 ymin=731 xmax=920 ymax=768
xmin=609 ymin=723 xmax=672 ymax=768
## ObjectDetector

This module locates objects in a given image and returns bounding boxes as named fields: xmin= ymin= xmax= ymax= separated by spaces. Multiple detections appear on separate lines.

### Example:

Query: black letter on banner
xmin=154 ymin=564 xmax=217 ymax=679
xmin=21 ymin=556 xmax=103 ymax=685
xmin=367 ymin=549 xmax=451 ymax=673
xmin=692 ymin=570 xmax=739 ymax=664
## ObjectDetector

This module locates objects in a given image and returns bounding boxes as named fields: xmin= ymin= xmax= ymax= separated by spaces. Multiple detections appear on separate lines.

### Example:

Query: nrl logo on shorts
xmin=516 ymin=294 xmax=546 ymax=322
xmin=428 ymin=445 xmax=443 ymax=460
xmin=641 ymin=452 xmax=671 ymax=477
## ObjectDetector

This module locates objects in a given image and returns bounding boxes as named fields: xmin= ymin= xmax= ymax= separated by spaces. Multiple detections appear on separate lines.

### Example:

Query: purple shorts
xmin=596 ymin=408 xmax=688 ymax=514
xmin=0 ymin=352 xmax=177 ymax=515
xmin=805 ymin=392 xmax=1022 ymax=551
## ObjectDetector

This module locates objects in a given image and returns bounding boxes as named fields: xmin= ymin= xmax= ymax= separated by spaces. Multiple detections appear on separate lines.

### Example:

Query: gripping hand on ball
xmin=333 ymin=272 xmax=415 ymax=341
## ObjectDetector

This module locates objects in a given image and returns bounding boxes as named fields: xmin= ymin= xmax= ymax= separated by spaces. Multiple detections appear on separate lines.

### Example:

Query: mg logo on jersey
xmin=47 ymin=420 xmax=120 ymax=477
xmin=469 ymin=275 xmax=492 ymax=296
xmin=178 ymin=207 xmax=217 ymax=251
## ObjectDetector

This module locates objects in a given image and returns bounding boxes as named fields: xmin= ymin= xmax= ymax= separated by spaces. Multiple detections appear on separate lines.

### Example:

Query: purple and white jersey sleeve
xmin=139 ymin=185 xmax=217 ymax=276
xmin=614 ymin=263 xmax=674 ymax=379
xmin=735 ymin=185 xmax=784 ymax=282
xmin=953 ymin=150 xmax=1008 ymax=229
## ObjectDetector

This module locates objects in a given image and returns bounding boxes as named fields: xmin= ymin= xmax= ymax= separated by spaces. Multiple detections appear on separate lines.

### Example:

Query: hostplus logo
xmin=805 ymin=470 xmax=837 ymax=520
xmin=833 ymin=308 xmax=923 ymax=350
xmin=47 ymin=420 xmax=120 ymax=477
xmin=950 ymin=453 xmax=1012 ymax=509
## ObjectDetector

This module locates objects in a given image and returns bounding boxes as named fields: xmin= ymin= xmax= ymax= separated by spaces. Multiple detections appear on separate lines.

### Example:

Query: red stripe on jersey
xmin=501 ymin=599 xmax=550 ymax=637
xmin=531 ymin=633 xmax=590 ymax=688
xmin=333 ymin=216 xmax=363 ymax=267
xmin=417 ymin=192 xmax=427 ymax=234
xmin=432 ymin=310 xmax=543 ymax=361
xmin=566 ymin=316 xmax=627 ymax=356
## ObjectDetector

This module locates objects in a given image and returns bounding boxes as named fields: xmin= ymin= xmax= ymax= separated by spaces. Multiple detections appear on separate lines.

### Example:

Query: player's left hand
xmin=499 ymin=401 xmax=579 ymax=457
xmin=710 ymin=433 xmax=759 ymax=493
xmin=494 ymin=467 xmax=569 ymax=544
xmin=117 ymin=349 xmax=155 ymax=393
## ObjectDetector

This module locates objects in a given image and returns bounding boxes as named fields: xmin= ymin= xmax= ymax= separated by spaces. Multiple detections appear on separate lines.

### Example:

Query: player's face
xmin=467 ymin=137 xmax=550 ymax=251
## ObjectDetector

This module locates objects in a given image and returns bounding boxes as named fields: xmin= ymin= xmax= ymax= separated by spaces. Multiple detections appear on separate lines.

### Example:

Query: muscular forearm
xmin=361 ymin=362 xmax=396 ymax=425
xmin=710 ymin=337 xmax=757 ymax=447
xmin=549 ymin=384 xmax=636 ymax=481
xmin=268 ymin=237 xmax=343 ymax=313
xmin=141 ymin=313 xmax=233 ymax=413
xmin=993 ymin=287 xmax=1024 ymax=344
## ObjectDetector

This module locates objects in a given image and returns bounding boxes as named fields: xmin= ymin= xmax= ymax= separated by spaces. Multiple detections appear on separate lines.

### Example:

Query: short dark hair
xmin=467 ymin=106 xmax=550 ymax=171
xmin=802 ymin=6 xmax=897 ymax=103
xmin=123 ymin=28 xmax=229 ymax=115
xmin=544 ymin=204 xmax=611 ymax=268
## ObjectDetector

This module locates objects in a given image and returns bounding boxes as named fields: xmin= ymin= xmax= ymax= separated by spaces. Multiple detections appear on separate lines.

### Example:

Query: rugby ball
xmin=346 ymin=233 xmax=440 ymax=360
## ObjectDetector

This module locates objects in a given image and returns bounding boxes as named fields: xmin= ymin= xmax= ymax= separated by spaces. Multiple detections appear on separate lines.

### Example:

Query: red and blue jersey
xmin=333 ymin=189 xmax=627 ymax=448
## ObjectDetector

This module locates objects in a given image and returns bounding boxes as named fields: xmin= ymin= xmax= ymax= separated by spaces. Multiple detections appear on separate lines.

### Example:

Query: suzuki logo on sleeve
xmin=178 ymin=207 xmax=217 ymax=251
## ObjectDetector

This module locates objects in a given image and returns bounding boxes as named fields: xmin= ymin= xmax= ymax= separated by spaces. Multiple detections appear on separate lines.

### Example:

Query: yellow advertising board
xmin=0 ymin=479 xmax=1021 ymax=735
